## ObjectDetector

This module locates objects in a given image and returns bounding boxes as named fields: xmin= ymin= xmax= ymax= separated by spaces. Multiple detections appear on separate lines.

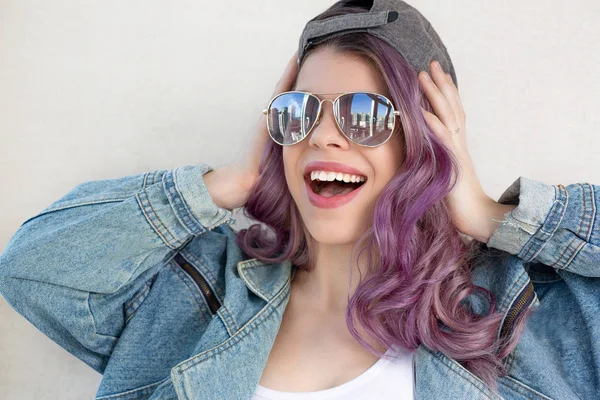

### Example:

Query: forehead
xmin=294 ymin=46 xmax=389 ymax=97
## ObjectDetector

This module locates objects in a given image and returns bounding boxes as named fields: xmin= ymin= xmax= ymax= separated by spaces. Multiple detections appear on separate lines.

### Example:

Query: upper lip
xmin=303 ymin=161 xmax=368 ymax=179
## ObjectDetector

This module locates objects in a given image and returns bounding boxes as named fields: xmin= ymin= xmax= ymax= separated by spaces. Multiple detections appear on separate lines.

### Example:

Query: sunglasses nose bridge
xmin=315 ymin=98 xmax=337 ymax=123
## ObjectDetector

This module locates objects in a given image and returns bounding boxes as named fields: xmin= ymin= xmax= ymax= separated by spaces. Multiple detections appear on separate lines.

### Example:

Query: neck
xmin=291 ymin=241 xmax=376 ymax=315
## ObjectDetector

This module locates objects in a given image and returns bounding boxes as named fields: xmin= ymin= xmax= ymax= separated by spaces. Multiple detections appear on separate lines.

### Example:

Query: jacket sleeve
xmin=486 ymin=176 xmax=600 ymax=277
xmin=0 ymin=164 xmax=236 ymax=374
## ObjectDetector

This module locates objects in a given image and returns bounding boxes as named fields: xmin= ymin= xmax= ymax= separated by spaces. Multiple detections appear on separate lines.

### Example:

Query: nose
xmin=308 ymin=99 xmax=350 ymax=149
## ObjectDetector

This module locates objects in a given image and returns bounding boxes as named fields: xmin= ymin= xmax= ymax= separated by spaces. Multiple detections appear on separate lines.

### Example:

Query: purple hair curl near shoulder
xmin=235 ymin=1 xmax=533 ymax=395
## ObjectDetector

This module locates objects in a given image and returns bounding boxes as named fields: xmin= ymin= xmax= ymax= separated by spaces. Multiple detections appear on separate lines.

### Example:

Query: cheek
xmin=385 ymin=136 xmax=404 ymax=173
xmin=282 ymin=147 xmax=301 ymax=190
xmin=282 ymin=147 xmax=291 ymax=173
xmin=372 ymin=150 xmax=403 ymax=186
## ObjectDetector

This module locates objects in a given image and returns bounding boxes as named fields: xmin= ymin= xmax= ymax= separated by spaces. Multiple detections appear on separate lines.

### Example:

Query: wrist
xmin=468 ymin=196 xmax=518 ymax=243
xmin=204 ymin=164 xmax=254 ymax=211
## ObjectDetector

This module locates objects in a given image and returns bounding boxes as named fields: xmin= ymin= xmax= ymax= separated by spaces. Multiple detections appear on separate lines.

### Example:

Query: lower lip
xmin=305 ymin=179 xmax=365 ymax=209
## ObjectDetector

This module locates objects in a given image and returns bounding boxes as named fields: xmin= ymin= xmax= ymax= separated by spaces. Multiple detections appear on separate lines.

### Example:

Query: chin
xmin=302 ymin=218 xmax=368 ymax=246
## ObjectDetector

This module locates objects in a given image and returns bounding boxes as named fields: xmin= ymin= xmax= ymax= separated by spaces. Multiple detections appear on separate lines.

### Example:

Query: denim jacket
xmin=0 ymin=164 xmax=598 ymax=400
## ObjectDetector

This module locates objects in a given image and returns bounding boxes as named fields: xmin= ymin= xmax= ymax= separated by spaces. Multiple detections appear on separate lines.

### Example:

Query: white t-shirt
xmin=252 ymin=347 xmax=414 ymax=400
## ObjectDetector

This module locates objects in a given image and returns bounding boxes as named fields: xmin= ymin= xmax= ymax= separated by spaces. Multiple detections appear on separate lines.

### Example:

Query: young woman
xmin=1 ymin=1 xmax=598 ymax=399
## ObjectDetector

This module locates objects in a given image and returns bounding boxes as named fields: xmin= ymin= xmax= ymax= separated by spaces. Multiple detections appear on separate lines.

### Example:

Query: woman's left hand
xmin=418 ymin=60 xmax=507 ymax=242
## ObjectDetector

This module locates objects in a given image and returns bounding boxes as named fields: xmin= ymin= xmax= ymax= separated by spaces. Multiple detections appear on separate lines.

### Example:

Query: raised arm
xmin=0 ymin=164 xmax=247 ymax=373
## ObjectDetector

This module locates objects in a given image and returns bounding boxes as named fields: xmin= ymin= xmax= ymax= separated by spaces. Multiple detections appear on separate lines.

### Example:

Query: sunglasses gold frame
xmin=262 ymin=91 xmax=401 ymax=148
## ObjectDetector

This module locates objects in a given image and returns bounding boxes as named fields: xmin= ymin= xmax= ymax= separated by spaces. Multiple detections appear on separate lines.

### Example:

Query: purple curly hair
xmin=235 ymin=1 xmax=533 ymax=394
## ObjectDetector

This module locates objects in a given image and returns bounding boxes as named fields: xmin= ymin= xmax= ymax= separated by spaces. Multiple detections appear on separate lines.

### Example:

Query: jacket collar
xmin=236 ymin=258 xmax=295 ymax=303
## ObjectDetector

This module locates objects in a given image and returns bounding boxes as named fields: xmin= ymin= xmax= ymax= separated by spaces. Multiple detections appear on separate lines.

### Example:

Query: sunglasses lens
xmin=266 ymin=92 xmax=320 ymax=145
xmin=336 ymin=93 xmax=396 ymax=146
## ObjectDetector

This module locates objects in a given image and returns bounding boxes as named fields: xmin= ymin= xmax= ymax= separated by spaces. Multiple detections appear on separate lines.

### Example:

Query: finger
xmin=429 ymin=62 xmax=464 ymax=122
xmin=445 ymin=73 xmax=466 ymax=121
xmin=419 ymin=70 xmax=458 ymax=132
xmin=421 ymin=107 xmax=454 ymax=145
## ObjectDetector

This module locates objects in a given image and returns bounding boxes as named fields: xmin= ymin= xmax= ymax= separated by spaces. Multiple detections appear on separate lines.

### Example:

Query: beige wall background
xmin=1 ymin=0 xmax=599 ymax=398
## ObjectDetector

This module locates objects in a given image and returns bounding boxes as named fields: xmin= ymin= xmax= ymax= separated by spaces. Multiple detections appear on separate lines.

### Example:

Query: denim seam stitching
xmin=163 ymin=169 xmax=204 ymax=235
xmin=143 ymin=187 xmax=184 ymax=247
xmin=499 ymin=375 xmax=555 ymax=400
xmin=556 ymin=236 xmax=578 ymax=267
xmin=548 ymin=185 xmax=570 ymax=269
xmin=520 ymin=184 xmax=567 ymax=264
xmin=526 ymin=185 xmax=564 ymax=258
xmin=244 ymin=262 xmax=272 ymax=269
xmin=588 ymin=183 xmax=596 ymax=240
xmin=146 ymin=170 xmax=160 ymax=187
xmin=577 ymin=184 xmax=588 ymax=237
xmin=579 ymin=183 xmax=594 ymax=240
xmin=216 ymin=305 xmax=236 ymax=338
xmin=150 ymin=170 xmax=161 ymax=185
xmin=242 ymin=270 xmax=270 ymax=302
xmin=136 ymin=191 xmax=175 ymax=249
xmin=547 ymin=185 xmax=577 ymax=270
xmin=555 ymin=184 xmax=592 ymax=270
xmin=87 ymin=292 xmax=120 ymax=341
xmin=562 ymin=184 xmax=595 ymax=271
xmin=95 ymin=376 xmax=171 ymax=400
xmin=529 ymin=277 xmax=563 ymax=284
xmin=135 ymin=191 xmax=181 ymax=249
xmin=124 ymin=281 xmax=153 ymax=324
xmin=558 ymin=238 xmax=586 ymax=272
xmin=124 ymin=282 xmax=151 ymax=313
xmin=31 ymin=199 xmax=131 ymax=221
xmin=142 ymin=171 xmax=151 ymax=189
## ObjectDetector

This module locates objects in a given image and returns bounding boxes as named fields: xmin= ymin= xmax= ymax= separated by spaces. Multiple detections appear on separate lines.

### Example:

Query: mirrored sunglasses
xmin=262 ymin=91 xmax=401 ymax=148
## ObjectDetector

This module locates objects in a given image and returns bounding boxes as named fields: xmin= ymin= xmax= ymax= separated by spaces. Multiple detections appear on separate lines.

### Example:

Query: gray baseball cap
xmin=297 ymin=0 xmax=458 ymax=88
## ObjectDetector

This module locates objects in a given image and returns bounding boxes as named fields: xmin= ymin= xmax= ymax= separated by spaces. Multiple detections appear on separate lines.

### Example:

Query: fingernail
xmin=421 ymin=71 xmax=431 ymax=81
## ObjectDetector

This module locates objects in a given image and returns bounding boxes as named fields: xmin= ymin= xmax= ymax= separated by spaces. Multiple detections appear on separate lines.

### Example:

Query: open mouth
xmin=304 ymin=174 xmax=367 ymax=197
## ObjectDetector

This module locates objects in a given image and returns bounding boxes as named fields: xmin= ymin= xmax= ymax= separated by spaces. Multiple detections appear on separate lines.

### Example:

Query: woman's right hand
xmin=204 ymin=52 xmax=299 ymax=211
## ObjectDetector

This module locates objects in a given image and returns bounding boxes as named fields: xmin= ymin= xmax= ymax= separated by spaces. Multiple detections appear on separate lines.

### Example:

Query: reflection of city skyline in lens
xmin=348 ymin=94 xmax=395 ymax=137
xmin=271 ymin=92 xmax=395 ymax=144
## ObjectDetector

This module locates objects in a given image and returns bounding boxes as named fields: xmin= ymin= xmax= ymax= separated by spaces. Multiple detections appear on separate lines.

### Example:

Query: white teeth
xmin=309 ymin=170 xmax=366 ymax=183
